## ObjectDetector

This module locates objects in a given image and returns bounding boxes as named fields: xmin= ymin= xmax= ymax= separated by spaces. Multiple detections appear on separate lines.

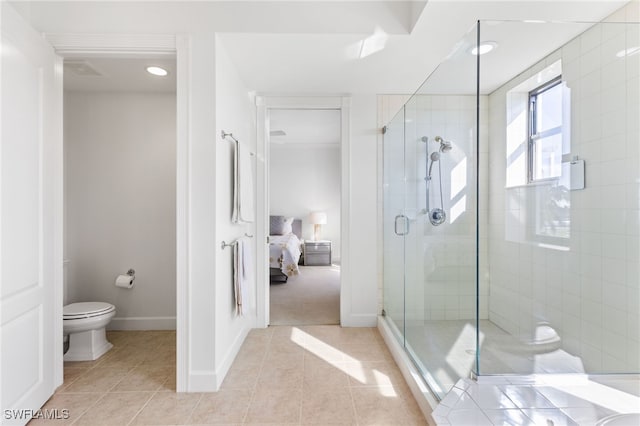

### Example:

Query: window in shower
xmin=528 ymin=76 xmax=563 ymax=182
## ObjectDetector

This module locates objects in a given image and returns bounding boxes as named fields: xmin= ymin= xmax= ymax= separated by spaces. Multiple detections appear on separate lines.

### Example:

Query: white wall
xmin=269 ymin=144 xmax=341 ymax=259
xmin=346 ymin=95 xmax=379 ymax=326
xmin=213 ymin=35 xmax=257 ymax=389
xmin=64 ymin=91 xmax=176 ymax=329
xmin=487 ymin=2 xmax=640 ymax=373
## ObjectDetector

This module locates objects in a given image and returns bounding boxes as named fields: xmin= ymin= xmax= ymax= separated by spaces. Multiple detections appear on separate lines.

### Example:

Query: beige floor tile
xmin=351 ymin=386 xmax=427 ymax=426
xmin=233 ymin=345 xmax=267 ymax=368
xmin=298 ymin=325 xmax=344 ymax=344
xmin=155 ymin=331 xmax=177 ymax=347
xmin=159 ymin=373 xmax=177 ymax=392
xmin=47 ymin=328 xmax=425 ymax=425
xmin=301 ymin=386 xmax=356 ymax=425
xmin=142 ymin=347 xmax=176 ymax=365
xmin=28 ymin=392 xmax=102 ymax=425
xmin=62 ymin=367 xmax=128 ymax=393
xmin=106 ymin=330 xmax=136 ymax=346
xmin=131 ymin=392 xmax=202 ymax=425
xmin=220 ymin=364 xmax=261 ymax=390
xmin=300 ymin=340 xmax=347 ymax=364
xmin=74 ymin=392 xmax=153 ymax=426
xmin=256 ymin=364 xmax=303 ymax=390
xmin=303 ymin=357 xmax=350 ymax=389
xmin=263 ymin=350 xmax=305 ymax=369
xmin=96 ymin=350 xmax=147 ymax=369
xmin=135 ymin=364 xmax=176 ymax=376
xmin=110 ymin=369 xmax=169 ymax=392
xmin=340 ymin=342 xmax=394 ymax=363
xmin=245 ymin=387 xmax=302 ymax=424
xmin=268 ymin=325 xmax=297 ymax=337
xmin=63 ymin=359 xmax=102 ymax=370
xmin=248 ymin=327 xmax=275 ymax=339
xmin=335 ymin=328 xmax=379 ymax=346
xmin=58 ymin=366 xmax=88 ymax=391
xmin=188 ymin=389 xmax=252 ymax=424
xmin=267 ymin=335 xmax=306 ymax=355
xmin=344 ymin=361 xmax=407 ymax=388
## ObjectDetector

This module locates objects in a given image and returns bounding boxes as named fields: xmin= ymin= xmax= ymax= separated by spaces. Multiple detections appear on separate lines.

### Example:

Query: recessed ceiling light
xmin=146 ymin=66 xmax=168 ymax=76
xmin=470 ymin=41 xmax=498 ymax=56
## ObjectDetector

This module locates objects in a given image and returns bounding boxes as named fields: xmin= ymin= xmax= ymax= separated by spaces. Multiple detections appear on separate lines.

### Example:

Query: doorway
xmin=62 ymin=56 xmax=177 ymax=373
xmin=255 ymin=96 xmax=351 ymax=328
xmin=267 ymin=109 xmax=341 ymax=325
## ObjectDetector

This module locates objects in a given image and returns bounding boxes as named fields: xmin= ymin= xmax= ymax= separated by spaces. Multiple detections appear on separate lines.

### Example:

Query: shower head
xmin=430 ymin=152 xmax=441 ymax=162
xmin=434 ymin=136 xmax=452 ymax=153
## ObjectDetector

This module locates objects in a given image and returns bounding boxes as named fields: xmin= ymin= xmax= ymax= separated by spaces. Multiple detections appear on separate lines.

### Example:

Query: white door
xmin=1 ymin=3 xmax=63 ymax=425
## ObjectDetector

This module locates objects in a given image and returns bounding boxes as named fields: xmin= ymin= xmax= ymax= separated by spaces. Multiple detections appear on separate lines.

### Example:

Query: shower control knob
xmin=429 ymin=208 xmax=446 ymax=226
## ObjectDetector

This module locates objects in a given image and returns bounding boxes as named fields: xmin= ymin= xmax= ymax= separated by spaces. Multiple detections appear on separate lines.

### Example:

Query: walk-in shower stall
xmin=383 ymin=15 xmax=640 ymax=400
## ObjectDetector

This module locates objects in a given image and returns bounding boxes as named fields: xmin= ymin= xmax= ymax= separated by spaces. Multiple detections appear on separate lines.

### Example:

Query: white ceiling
xmin=63 ymin=57 xmax=176 ymax=92
xmin=219 ymin=0 xmax=627 ymax=94
xmin=269 ymin=109 xmax=341 ymax=145
xmin=21 ymin=1 xmax=629 ymax=95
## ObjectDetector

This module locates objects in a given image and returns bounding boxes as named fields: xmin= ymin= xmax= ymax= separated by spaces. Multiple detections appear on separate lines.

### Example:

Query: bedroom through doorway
xmin=267 ymin=108 xmax=341 ymax=325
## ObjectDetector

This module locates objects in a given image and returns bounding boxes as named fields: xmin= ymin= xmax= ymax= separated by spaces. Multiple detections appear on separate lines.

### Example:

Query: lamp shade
xmin=309 ymin=211 xmax=327 ymax=225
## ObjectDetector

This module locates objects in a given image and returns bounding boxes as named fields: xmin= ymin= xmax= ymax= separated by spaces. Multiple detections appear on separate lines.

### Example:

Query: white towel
xmin=233 ymin=240 xmax=241 ymax=315
xmin=233 ymin=238 xmax=253 ymax=316
xmin=240 ymin=237 xmax=252 ymax=312
xmin=232 ymin=142 xmax=255 ymax=223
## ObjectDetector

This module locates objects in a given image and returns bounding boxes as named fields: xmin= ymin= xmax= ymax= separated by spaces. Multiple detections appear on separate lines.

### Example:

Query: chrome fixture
xmin=422 ymin=136 xmax=452 ymax=226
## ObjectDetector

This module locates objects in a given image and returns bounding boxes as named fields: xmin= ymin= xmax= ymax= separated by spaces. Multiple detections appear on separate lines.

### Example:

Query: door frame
xmin=255 ymin=96 xmax=351 ymax=327
xmin=45 ymin=33 xmax=190 ymax=391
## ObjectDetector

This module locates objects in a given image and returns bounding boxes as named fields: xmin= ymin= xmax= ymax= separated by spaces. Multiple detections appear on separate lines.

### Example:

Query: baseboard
xmin=377 ymin=316 xmax=439 ymax=425
xmin=214 ymin=324 xmax=252 ymax=390
xmin=187 ymin=370 xmax=217 ymax=392
xmin=341 ymin=313 xmax=377 ymax=327
xmin=108 ymin=316 xmax=176 ymax=330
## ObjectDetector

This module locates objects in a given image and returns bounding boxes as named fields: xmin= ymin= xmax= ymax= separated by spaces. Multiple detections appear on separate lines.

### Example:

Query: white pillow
xmin=282 ymin=217 xmax=294 ymax=235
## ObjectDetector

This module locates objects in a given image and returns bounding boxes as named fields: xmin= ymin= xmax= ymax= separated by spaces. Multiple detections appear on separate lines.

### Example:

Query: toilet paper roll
xmin=115 ymin=274 xmax=134 ymax=289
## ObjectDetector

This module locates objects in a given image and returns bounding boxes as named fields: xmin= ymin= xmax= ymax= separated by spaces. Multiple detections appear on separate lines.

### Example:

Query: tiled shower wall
xmin=378 ymin=94 xmax=489 ymax=322
xmin=487 ymin=3 xmax=640 ymax=373
xmin=409 ymin=95 xmax=489 ymax=321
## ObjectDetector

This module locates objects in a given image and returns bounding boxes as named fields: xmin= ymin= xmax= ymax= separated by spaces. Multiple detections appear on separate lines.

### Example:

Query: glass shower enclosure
xmin=383 ymin=16 xmax=640 ymax=400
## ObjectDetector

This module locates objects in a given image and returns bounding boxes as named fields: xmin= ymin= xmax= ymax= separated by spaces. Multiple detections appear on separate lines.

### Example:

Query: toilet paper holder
xmin=127 ymin=269 xmax=135 ymax=277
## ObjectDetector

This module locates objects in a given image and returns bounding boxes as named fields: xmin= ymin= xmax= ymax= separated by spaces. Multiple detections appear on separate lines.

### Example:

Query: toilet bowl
xmin=63 ymin=302 xmax=116 ymax=361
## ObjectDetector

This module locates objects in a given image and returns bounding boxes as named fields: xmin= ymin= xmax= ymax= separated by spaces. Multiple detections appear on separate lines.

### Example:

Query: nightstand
xmin=304 ymin=240 xmax=331 ymax=266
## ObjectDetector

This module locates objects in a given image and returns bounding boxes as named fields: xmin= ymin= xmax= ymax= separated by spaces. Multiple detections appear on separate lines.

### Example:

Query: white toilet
xmin=63 ymin=302 xmax=116 ymax=361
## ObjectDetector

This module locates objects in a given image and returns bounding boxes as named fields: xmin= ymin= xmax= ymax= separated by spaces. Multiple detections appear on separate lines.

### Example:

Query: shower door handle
xmin=394 ymin=215 xmax=410 ymax=236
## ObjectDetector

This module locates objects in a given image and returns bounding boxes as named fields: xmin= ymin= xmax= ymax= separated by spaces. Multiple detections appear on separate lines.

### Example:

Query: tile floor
xmin=32 ymin=327 xmax=427 ymax=425
xmin=432 ymin=376 xmax=640 ymax=425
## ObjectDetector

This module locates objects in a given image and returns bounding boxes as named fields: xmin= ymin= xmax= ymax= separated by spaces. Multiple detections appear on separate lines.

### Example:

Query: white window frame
xmin=527 ymin=75 xmax=563 ymax=183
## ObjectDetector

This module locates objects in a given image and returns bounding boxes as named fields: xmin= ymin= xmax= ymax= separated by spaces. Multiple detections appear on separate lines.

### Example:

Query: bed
xmin=269 ymin=216 xmax=303 ymax=283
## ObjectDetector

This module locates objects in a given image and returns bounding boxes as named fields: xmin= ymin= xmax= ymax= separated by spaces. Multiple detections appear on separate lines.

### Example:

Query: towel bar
xmin=221 ymin=233 xmax=254 ymax=249
xmin=221 ymin=130 xmax=256 ymax=157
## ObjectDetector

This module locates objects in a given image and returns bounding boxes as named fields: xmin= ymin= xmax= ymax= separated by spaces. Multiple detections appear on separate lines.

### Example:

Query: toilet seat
xmin=63 ymin=302 xmax=115 ymax=320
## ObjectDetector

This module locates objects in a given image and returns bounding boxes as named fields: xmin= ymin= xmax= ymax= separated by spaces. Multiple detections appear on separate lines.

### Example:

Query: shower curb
xmin=377 ymin=316 xmax=440 ymax=425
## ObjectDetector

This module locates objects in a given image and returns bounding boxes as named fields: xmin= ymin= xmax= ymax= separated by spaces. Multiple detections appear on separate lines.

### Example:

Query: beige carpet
xmin=269 ymin=264 xmax=340 ymax=325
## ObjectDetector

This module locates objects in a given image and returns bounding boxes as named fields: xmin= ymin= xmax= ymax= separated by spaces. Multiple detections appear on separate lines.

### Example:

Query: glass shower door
xmin=383 ymin=109 xmax=406 ymax=342
xmin=403 ymin=96 xmax=437 ymax=393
